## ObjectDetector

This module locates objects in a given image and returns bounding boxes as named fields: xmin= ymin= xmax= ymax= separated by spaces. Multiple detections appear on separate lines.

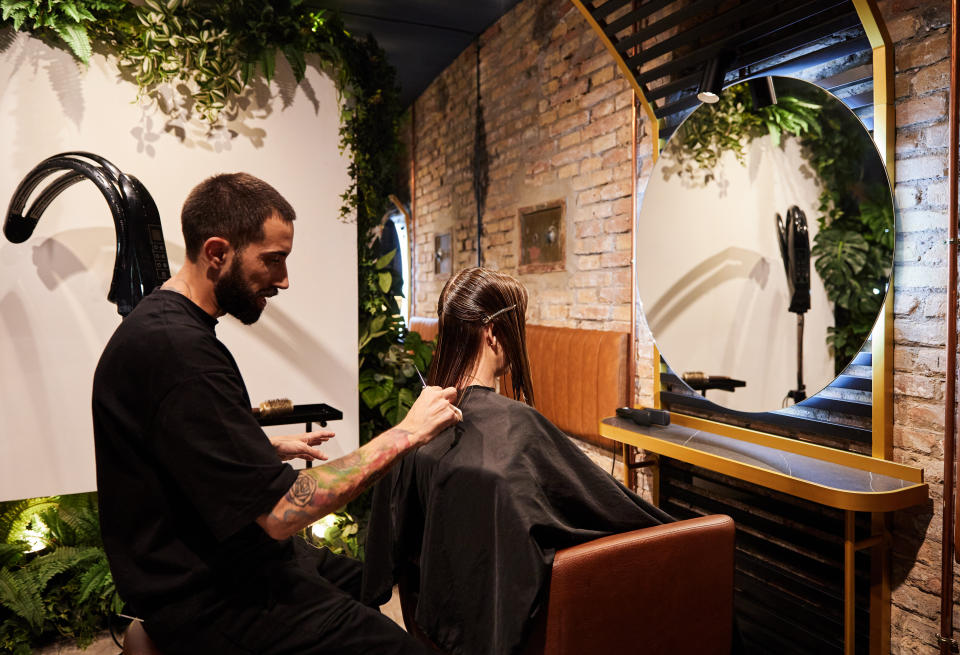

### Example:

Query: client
xmin=362 ymin=267 xmax=672 ymax=655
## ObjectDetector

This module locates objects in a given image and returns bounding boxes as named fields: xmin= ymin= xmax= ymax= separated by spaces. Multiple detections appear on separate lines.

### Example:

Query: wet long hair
xmin=428 ymin=267 xmax=535 ymax=406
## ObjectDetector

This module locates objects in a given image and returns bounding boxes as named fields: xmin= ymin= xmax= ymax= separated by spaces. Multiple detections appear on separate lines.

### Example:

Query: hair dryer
xmin=4 ymin=152 xmax=170 ymax=316
xmin=775 ymin=205 xmax=811 ymax=404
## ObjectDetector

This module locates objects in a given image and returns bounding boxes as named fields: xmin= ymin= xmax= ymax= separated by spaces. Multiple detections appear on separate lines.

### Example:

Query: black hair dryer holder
xmin=3 ymin=152 xmax=171 ymax=316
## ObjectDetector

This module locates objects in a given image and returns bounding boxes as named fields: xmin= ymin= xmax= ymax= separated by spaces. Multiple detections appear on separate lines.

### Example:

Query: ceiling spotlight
xmin=697 ymin=54 xmax=731 ymax=104
xmin=749 ymin=76 xmax=778 ymax=109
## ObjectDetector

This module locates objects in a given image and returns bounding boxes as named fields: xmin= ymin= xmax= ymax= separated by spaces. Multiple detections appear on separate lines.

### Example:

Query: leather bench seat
xmin=408 ymin=317 xmax=628 ymax=451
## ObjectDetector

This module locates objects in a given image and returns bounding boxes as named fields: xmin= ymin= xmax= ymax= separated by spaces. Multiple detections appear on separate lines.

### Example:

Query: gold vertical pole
xmin=852 ymin=2 xmax=895 ymax=652
xmin=652 ymin=343 xmax=662 ymax=410
xmin=650 ymin=453 xmax=660 ymax=507
xmin=845 ymin=510 xmax=857 ymax=655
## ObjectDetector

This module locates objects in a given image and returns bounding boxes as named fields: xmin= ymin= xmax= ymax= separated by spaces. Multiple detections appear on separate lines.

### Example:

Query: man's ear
xmin=202 ymin=237 xmax=231 ymax=270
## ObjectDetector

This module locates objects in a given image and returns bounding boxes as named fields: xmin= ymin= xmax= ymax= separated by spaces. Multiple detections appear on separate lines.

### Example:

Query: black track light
xmin=697 ymin=52 xmax=733 ymax=104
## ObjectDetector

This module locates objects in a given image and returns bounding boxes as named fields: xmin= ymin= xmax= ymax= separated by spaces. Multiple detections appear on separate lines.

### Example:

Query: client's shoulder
xmin=462 ymin=386 xmax=553 ymax=429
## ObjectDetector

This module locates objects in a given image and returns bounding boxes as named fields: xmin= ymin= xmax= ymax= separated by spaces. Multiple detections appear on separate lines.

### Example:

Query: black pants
xmin=145 ymin=539 xmax=431 ymax=655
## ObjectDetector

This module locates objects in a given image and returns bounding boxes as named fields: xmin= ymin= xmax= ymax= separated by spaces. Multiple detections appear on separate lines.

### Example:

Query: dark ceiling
xmin=309 ymin=0 xmax=522 ymax=107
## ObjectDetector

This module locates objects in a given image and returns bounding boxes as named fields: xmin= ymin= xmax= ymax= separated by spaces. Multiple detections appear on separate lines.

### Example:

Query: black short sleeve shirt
xmin=92 ymin=290 xmax=298 ymax=617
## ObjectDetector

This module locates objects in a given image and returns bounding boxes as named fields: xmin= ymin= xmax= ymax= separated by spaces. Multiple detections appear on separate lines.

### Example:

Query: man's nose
xmin=275 ymin=263 xmax=289 ymax=289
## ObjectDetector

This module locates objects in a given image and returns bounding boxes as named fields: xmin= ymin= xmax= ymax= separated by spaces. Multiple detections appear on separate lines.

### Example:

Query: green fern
xmin=0 ymin=543 xmax=26 ymax=569
xmin=31 ymin=546 xmax=102 ymax=588
xmin=0 ymin=568 xmax=45 ymax=630
xmin=52 ymin=494 xmax=101 ymax=545
xmin=0 ymin=0 xmax=126 ymax=62
xmin=0 ymin=493 xmax=121 ymax=649
xmin=0 ymin=497 xmax=60 ymax=544
xmin=76 ymin=557 xmax=112 ymax=605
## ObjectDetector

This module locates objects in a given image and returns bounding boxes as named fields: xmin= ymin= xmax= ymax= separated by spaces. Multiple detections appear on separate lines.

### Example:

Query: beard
xmin=214 ymin=258 xmax=265 ymax=325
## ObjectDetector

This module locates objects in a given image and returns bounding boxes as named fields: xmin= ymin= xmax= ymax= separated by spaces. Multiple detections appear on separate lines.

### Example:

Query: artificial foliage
xmin=675 ymin=80 xmax=894 ymax=368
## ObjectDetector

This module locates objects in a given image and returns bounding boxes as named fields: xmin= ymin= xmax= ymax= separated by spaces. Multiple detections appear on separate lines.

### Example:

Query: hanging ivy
xmin=2 ymin=0 xmax=425 ymax=446
xmin=674 ymin=80 xmax=894 ymax=369
xmin=2 ymin=4 xmax=428 ymax=647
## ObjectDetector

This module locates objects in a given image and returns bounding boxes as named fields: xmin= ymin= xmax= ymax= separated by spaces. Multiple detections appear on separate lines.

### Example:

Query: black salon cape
xmin=362 ymin=386 xmax=672 ymax=655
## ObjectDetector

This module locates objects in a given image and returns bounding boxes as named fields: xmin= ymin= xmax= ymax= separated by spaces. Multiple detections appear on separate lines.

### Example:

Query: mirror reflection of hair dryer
xmin=775 ymin=206 xmax=810 ymax=404
xmin=4 ymin=152 xmax=171 ymax=316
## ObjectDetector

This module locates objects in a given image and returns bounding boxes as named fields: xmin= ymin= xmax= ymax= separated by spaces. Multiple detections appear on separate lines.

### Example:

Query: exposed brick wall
xmin=880 ymin=0 xmax=954 ymax=651
xmin=410 ymin=0 xmax=636 ymax=333
xmin=408 ymin=0 xmax=957 ymax=651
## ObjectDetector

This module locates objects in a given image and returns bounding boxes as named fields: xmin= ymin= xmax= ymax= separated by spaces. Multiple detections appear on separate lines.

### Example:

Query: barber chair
xmin=121 ymin=620 xmax=164 ymax=655
xmin=400 ymin=514 xmax=736 ymax=655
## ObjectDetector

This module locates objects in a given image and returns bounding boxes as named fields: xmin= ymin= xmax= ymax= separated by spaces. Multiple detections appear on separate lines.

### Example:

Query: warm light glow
xmin=311 ymin=513 xmax=339 ymax=538
xmin=697 ymin=91 xmax=720 ymax=104
xmin=20 ymin=519 xmax=48 ymax=553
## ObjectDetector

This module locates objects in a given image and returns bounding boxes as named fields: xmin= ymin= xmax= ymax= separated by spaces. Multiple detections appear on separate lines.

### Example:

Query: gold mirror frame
xmin=606 ymin=0 xmax=894 ymax=463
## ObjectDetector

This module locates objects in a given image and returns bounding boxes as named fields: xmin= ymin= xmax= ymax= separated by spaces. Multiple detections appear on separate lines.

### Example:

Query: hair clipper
xmin=615 ymin=407 xmax=670 ymax=427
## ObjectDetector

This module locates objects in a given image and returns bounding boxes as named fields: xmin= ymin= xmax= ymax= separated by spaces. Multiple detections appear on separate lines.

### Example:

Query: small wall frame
xmin=434 ymin=232 xmax=452 ymax=276
xmin=518 ymin=200 xmax=565 ymax=274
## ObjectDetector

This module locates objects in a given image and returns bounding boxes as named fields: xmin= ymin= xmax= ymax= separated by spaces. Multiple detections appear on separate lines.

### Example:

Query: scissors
xmin=414 ymin=364 xmax=463 ymax=421
xmin=414 ymin=364 xmax=428 ymax=388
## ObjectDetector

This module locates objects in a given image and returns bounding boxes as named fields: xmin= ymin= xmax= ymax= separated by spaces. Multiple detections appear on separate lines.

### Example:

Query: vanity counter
xmin=600 ymin=413 xmax=927 ymax=512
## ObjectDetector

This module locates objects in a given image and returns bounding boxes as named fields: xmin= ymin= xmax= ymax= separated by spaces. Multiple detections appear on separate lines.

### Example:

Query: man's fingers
xmin=439 ymin=386 xmax=458 ymax=402
xmin=304 ymin=447 xmax=329 ymax=461
xmin=303 ymin=431 xmax=335 ymax=445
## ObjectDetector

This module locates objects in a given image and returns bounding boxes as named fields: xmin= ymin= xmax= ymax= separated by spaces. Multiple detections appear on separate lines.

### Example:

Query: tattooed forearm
xmin=288 ymin=473 xmax=316 ymax=507
xmin=258 ymin=427 xmax=413 ymax=539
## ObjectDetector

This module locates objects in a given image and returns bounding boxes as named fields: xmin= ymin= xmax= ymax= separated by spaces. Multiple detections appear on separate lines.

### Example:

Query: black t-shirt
xmin=92 ymin=289 xmax=298 ymax=618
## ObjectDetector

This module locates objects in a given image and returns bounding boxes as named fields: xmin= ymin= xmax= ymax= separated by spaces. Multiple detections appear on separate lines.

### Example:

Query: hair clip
xmin=482 ymin=304 xmax=517 ymax=324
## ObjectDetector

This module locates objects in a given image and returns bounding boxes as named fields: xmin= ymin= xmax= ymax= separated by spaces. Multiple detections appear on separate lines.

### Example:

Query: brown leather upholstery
xmin=409 ymin=318 xmax=630 ymax=449
xmin=408 ymin=316 xmax=439 ymax=342
xmin=401 ymin=514 xmax=735 ymax=655
xmin=505 ymin=324 xmax=630 ymax=451
xmin=529 ymin=514 xmax=736 ymax=655
xmin=122 ymin=621 xmax=164 ymax=655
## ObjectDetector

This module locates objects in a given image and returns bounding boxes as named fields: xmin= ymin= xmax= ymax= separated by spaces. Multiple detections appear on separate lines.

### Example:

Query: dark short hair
xmin=428 ymin=267 xmax=535 ymax=406
xmin=181 ymin=173 xmax=296 ymax=261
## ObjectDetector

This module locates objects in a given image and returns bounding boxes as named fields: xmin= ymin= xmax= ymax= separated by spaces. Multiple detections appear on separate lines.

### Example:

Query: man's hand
xmin=269 ymin=431 xmax=335 ymax=461
xmin=256 ymin=387 xmax=460 ymax=541
xmin=397 ymin=385 xmax=461 ymax=446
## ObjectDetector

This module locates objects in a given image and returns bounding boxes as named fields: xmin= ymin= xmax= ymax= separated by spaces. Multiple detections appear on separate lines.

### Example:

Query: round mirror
xmin=636 ymin=77 xmax=895 ymax=413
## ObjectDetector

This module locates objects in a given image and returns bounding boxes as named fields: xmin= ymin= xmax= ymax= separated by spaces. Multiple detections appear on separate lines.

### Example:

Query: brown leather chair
xmin=528 ymin=514 xmax=735 ymax=655
xmin=401 ymin=514 xmax=736 ymax=655
xmin=122 ymin=620 xmax=164 ymax=655
xmin=408 ymin=316 xmax=439 ymax=343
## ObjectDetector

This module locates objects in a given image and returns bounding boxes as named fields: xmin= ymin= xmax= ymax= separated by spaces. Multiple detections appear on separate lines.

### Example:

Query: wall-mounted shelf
xmin=254 ymin=403 xmax=342 ymax=428
xmin=600 ymin=415 xmax=926 ymax=512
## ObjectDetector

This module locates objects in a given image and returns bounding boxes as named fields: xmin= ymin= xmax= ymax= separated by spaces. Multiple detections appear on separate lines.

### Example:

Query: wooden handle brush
xmin=252 ymin=398 xmax=294 ymax=418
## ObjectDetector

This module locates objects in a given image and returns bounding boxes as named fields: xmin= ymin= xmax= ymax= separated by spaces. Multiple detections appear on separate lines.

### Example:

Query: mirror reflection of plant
xmin=676 ymin=83 xmax=821 ymax=173
xmin=801 ymin=99 xmax=894 ymax=369
xmin=0 ymin=493 xmax=121 ymax=654
xmin=675 ymin=80 xmax=894 ymax=369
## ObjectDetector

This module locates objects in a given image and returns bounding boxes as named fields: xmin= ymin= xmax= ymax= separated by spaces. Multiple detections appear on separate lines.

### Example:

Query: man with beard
xmin=92 ymin=173 xmax=460 ymax=654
